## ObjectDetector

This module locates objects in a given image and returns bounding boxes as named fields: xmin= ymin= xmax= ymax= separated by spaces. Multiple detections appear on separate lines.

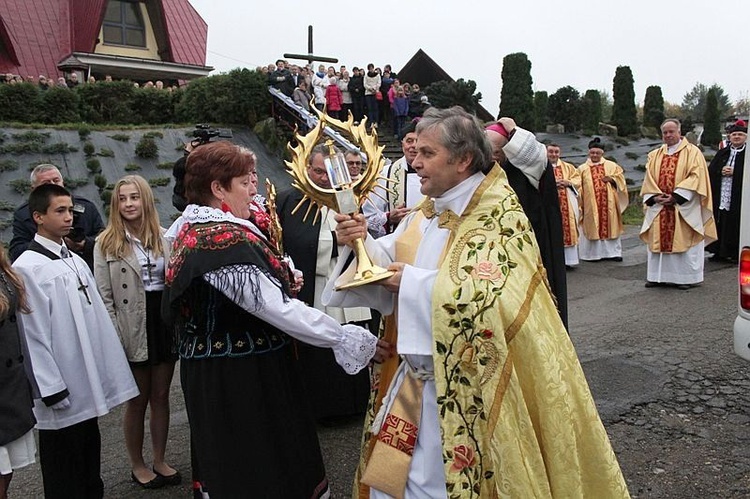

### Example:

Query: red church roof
xmin=0 ymin=0 xmax=208 ymax=79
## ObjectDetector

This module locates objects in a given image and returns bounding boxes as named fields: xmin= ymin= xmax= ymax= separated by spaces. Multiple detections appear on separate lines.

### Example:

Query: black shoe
xmin=131 ymin=471 xmax=165 ymax=489
xmin=644 ymin=281 xmax=660 ymax=288
xmin=675 ymin=284 xmax=691 ymax=290
xmin=610 ymin=256 xmax=623 ymax=262
xmin=154 ymin=469 xmax=182 ymax=486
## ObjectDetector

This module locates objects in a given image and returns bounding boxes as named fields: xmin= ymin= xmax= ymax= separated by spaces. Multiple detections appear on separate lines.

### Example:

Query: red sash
xmin=554 ymin=166 xmax=573 ymax=246
xmin=590 ymin=164 xmax=609 ymax=239
xmin=656 ymin=153 xmax=679 ymax=252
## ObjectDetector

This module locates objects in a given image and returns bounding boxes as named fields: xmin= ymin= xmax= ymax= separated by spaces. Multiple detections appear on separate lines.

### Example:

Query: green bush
xmin=98 ymin=148 xmax=115 ymax=157
xmin=132 ymin=89 xmax=173 ymax=124
xmin=42 ymin=142 xmax=73 ymax=154
xmin=110 ymin=134 xmax=130 ymax=142
xmin=9 ymin=178 xmax=32 ymax=194
xmin=13 ymin=130 xmax=49 ymax=143
xmin=63 ymin=177 xmax=89 ymax=189
xmin=135 ymin=136 xmax=158 ymax=159
xmin=177 ymin=68 xmax=270 ymax=126
xmin=38 ymin=87 xmax=80 ymax=124
xmin=0 ymin=83 xmax=40 ymax=122
xmin=143 ymin=131 xmax=164 ymax=139
xmin=634 ymin=164 xmax=646 ymax=171
xmin=1 ymin=142 xmax=42 ymax=154
xmin=148 ymin=177 xmax=170 ymax=187
xmin=0 ymin=200 xmax=15 ymax=211
xmin=78 ymin=125 xmax=91 ymax=140
xmin=156 ymin=161 xmax=174 ymax=170
xmin=83 ymin=141 xmax=95 ymax=156
xmin=0 ymin=159 xmax=19 ymax=172
xmin=86 ymin=158 xmax=102 ymax=173
xmin=124 ymin=163 xmax=141 ymax=171
xmin=77 ymin=80 xmax=137 ymax=124
xmin=614 ymin=137 xmax=630 ymax=146
xmin=100 ymin=189 xmax=113 ymax=205
xmin=624 ymin=152 xmax=639 ymax=160
xmin=94 ymin=174 xmax=108 ymax=189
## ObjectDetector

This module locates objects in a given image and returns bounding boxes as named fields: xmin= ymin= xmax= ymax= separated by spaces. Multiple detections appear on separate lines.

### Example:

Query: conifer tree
xmin=611 ymin=66 xmax=638 ymax=136
xmin=498 ymin=53 xmax=535 ymax=130
xmin=701 ymin=88 xmax=721 ymax=148
xmin=643 ymin=86 xmax=665 ymax=130
xmin=533 ymin=91 xmax=548 ymax=131
xmin=582 ymin=89 xmax=602 ymax=133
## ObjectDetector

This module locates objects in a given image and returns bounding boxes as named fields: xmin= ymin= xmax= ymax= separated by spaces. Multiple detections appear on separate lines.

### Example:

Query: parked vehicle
xmin=734 ymin=145 xmax=750 ymax=360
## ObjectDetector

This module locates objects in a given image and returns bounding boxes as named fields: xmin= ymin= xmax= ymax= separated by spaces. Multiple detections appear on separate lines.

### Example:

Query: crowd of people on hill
xmin=263 ymin=58 xmax=431 ymax=135
xmin=1 ymin=72 xmax=179 ymax=92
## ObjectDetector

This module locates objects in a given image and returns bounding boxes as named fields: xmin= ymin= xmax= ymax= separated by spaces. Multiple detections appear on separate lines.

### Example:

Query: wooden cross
xmin=283 ymin=25 xmax=338 ymax=66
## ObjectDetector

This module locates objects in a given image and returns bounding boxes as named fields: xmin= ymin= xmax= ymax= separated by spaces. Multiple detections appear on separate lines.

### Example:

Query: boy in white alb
xmin=13 ymin=184 xmax=138 ymax=498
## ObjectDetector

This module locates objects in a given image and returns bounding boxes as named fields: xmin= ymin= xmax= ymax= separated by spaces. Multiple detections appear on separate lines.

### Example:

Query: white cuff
xmin=334 ymin=324 xmax=378 ymax=374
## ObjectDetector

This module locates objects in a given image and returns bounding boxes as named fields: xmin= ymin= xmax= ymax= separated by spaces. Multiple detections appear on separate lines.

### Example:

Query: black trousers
xmin=38 ymin=418 xmax=103 ymax=499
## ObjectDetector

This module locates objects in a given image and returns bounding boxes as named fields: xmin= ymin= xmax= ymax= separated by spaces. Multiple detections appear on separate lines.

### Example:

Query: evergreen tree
xmin=498 ymin=53 xmax=535 ymax=130
xmin=582 ymin=89 xmax=602 ymax=133
xmin=611 ymin=66 xmax=638 ymax=136
xmin=701 ymin=88 xmax=722 ymax=148
xmin=533 ymin=91 xmax=548 ymax=131
xmin=424 ymin=79 xmax=482 ymax=114
xmin=643 ymin=85 xmax=665 ymax=130
xmin=681 ymin=82 xmax=732 ymax=122
xmin=547 ymin=86 xmax=583 ymax=132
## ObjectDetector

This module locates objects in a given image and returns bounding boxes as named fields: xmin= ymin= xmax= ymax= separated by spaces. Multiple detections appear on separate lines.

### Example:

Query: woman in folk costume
xmin=578 ymin=137 xmax=629 ymax=261
xmin=94 ymin=175 xmax=181 ymax=489
xmin=0 ymin=244 xmax=35 ymax=499
xmin=162 ymin=141 xmax=387 ymax=498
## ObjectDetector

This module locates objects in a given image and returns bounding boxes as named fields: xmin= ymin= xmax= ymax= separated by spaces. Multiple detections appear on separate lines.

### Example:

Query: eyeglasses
xmin=346 ymin=161 xmax=363 ymax=166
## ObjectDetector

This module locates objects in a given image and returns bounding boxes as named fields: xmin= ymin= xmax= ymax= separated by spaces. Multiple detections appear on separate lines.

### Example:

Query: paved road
xmin=9 ymin=226 xmax=746 ymax=498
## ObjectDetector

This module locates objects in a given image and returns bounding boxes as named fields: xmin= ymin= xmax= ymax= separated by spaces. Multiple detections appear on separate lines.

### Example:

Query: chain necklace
xmin=59 ymin=247 xmax=91 ymax=304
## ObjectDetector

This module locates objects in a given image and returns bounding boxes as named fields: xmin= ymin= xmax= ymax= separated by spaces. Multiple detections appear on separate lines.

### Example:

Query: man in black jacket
xmin=9 ymin=164 xmax=104 ymax=270
xmin=348 ymin=67 xmax=365 ymax=123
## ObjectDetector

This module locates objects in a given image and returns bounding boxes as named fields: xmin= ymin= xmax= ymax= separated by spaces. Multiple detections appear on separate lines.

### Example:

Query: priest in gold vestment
xmin=548 ymin=143 xmax=582 ymax=267
xmin=577 ymin=138 xmax=629 ymax=262
xmin=324 ymin=107 xmax=629 ymax=499
xmin=640 ymin=119 xmax=716 ymax=289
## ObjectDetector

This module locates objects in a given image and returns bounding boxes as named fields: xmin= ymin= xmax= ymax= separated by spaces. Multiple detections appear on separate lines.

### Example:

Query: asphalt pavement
xmin=9 ymin=225 xmax=746 ymax=498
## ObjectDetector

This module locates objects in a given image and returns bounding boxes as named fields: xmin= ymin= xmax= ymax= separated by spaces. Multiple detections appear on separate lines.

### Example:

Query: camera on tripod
xmin=191 ymin=124 xmax=232 ymax=146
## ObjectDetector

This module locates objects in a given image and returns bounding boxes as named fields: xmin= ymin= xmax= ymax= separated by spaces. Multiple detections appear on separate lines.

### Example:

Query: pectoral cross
xmin=76 ymin=275 xmax=91 ymax=305
xmin=143 ymin=259 xmax=156 ymax=282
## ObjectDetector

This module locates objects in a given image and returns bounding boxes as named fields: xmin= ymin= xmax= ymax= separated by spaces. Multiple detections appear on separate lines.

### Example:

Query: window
xmin=102 ymin=0 xmax=146 ymax=47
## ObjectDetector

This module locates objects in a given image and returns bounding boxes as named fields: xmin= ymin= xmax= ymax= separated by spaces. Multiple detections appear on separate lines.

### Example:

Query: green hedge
xmin=0 ymin=69 xmax=271 ymax=127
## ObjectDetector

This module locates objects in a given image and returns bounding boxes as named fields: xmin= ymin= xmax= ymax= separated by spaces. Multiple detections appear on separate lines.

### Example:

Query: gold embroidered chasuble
xmin=639 ymin=140 xmax=717 ymax=253
xmin=553 ymin=161 xmax=582 ymax=247
xmin=354 ymin=166 xmax=629 ymax=498
xmin=578 ymin=159 xmax=628 ymax=241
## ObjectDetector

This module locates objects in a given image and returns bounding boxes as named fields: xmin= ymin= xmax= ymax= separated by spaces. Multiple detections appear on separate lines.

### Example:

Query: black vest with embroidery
xmin=163 ymin=220 xmax=294 ymax=360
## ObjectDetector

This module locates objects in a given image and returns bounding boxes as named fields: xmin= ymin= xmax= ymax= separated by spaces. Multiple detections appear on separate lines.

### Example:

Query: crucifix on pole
xmin=283 ymin=25 xmax=338 ymax=67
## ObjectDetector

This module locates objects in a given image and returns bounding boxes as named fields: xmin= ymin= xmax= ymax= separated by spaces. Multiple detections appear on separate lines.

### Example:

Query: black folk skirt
xmin=181 ymin=344 xmax=329 ymax=498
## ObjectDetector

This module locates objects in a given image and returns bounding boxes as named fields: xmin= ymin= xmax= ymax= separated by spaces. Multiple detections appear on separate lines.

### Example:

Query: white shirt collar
xmin=433 ymin=172 xmax=485 ymax=217
xmin=33 ymin=233 xmax=69 ymax=258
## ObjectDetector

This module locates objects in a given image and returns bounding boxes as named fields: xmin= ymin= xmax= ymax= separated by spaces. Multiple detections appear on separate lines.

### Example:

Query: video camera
xmin=191 ymin=123 xmax=233 ymax=147
xmin=67 ymin=203 xmax=87 ymax=242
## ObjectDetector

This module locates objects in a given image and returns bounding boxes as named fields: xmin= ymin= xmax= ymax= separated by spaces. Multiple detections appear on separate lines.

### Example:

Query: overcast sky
xmin=188 ymin=0 xmax=749 ymax=116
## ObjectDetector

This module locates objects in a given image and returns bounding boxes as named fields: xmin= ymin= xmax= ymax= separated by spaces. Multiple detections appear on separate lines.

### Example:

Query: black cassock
xmin=707 ymin=146 xmax=745 ymax=260
xmin=502 ymin=160 xmax=568 ymax=329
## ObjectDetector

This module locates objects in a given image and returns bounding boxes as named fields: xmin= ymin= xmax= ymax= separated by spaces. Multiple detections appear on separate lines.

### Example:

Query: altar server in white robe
xmin=13 ymin=183 xmax=138 ymax=499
